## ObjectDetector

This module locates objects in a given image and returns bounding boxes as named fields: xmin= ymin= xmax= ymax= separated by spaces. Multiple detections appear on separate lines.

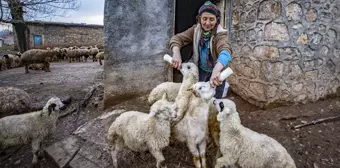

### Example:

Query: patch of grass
xmin=0 ymin=45 xmax=14 ymax=51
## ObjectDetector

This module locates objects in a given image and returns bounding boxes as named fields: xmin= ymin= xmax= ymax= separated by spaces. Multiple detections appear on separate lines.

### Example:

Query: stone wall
xmin=15 ymin=21 xmax=104 ymax=49
xmin=229 ymin=0 xmax=340 ymax=108
xmin=103 ymin=0 xmax=174 ymax=107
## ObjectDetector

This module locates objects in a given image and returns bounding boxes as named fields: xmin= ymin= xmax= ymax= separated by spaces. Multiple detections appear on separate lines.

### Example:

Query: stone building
xmin=14 ymin=21 xmax=103 ymax=49
xmin=104 ymin=0 xmax=340 ymax=108
xmin=228 ymin=0 xmax=340 ymax=107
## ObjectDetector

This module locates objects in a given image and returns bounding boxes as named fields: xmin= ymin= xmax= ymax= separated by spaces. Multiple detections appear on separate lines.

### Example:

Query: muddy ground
xmin=0 ymin=61 xmax=339 ymax=168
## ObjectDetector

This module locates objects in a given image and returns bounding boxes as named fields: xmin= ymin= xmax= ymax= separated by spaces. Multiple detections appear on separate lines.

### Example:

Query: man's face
xmin=200 ymin=12 xmax=217 ymax=31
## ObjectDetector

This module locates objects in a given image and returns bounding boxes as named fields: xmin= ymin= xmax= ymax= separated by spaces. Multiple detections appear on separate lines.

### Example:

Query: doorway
xmin=173 ymin=0 xmax=224 ymax=82
xmin=173 ymin=0 xmax=207 ymax=82
xmin=33 ymin=35 xmax=43 ymax=47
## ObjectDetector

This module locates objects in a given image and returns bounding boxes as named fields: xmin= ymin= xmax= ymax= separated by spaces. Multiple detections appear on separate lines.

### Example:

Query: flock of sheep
xmin=0 ymin=57 xmax=297 ymax=167
xmin=0 ymin=45 xmax=105 ymax=73
xmin=106 ymin=61 xmax=297 ymax=168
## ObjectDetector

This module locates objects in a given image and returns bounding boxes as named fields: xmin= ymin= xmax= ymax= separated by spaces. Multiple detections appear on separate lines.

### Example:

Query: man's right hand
xmin=171 ymin=46 xmax=182 ymax=70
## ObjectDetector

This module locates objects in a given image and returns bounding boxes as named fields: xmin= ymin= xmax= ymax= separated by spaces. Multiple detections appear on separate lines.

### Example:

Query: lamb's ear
xmin=48 ymin=103 xmax=56 ymax=115
xmin=219 ymin=102 xmax=224 ymax=112
xmin=144 ymin=111 xmax=156 ymax=121
xmin=161 ymin=93 xmax=167 ymax=100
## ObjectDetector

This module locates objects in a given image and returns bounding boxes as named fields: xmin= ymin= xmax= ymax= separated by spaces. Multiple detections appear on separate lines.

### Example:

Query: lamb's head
xmin=180 ymin=62 xmax=198 ymax=80
xmin=213 ymin=99 xmax=237 ymax=114
xmin=43 ymin=97 xmax=67 ymax=116
xmin=146 ymin=93 xmax=177 ymax=121
xmin=213 ymin=99 xmax=239 ymax=122
xmin=16 ymin=52 xmax=22 ymax=57
xmin=3 ymin=54 xmax=9 ymax=59
xmin=61 ymin=48 xmax=67 ymax=54
xmin=189 ymin=82 xmax=216 ymax=100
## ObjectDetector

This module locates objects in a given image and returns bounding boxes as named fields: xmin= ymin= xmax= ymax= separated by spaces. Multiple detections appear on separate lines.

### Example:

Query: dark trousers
xmin=199 ymin=67 xmax=226 ymax=99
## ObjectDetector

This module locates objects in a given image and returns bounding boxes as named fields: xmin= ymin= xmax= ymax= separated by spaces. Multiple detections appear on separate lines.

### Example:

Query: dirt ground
xmin=0 ymin=61 xmax=339 ymax=168
xmin=0 ymin=61 xmax=104 ymax=168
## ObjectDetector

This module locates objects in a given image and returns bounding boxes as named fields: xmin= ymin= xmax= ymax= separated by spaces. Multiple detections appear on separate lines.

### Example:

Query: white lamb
xmin=213 ymin=99 xmax=296 ymax=168
xmin=171 ymin=62 xmax=199 ymax=121
xmin=148 ymin=62 xmax=199 ymax=105
xmin=172 ymin=81 xmax=216 ymax=168
xmin=107 ymin=93 xmax=177 ymax=168
xmin=0 ymin=97 xmax=67 ymax=165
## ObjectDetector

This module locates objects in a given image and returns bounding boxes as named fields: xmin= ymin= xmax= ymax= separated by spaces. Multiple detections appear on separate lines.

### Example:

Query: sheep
xmin=52 ymin=47 xmax=65 ymax=62
xmin=90 ymin=45 xmax=99 ymax=62
xmin=0 ymin=97 xmax=67 ymax=165
xmin=213 ymin=99 xmax=297 ymax=168
xmin=3 ymin=54 xmax=15 ymax=69
xmin=172 ymin=81 xmax=216 ymax=168
xmin=13 ymin=55 xmax=21 ymax=67
xmin=0 ymin=56 xmax=4 ymax=71
xmin=60 ymin=48 xmax=68 ymax=61
xmin=172 ymin=62 xmax=199 ymax=121
xmin=21 ymin=49 xmax=59 ymax=73
xmin=95 ymin=51 xmax=104 ymax=65
xmin=0 ymin=86 xmax=32 ymax=118
xmin=65 ymin=48 xmax=81 ymax=63
xmin=107 ymin=93 xmax=177 ymax=168
xmin=78 ymin=48 xmax=90 ymax=62
xmin=148 ymin=62 xmax=199 ymax=105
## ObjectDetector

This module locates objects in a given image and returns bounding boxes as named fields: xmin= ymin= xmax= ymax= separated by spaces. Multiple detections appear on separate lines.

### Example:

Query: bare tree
xmin=0 ymin=0 xmax=80 ymax=52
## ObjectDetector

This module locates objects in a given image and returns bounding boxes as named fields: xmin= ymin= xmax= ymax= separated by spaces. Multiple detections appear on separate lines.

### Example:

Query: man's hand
xmin=171 ymin=46 xmax=182 ymax=70
xmin=210 ymin=62 xmax=224 ymax=88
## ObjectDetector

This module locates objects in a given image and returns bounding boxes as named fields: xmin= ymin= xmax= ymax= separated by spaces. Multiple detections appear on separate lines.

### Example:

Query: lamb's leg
xmin=187 ymin=142 xmax=201 ymax=168
xmin=31 ymin=139 xmax=42 ymax=165
xmin=47 ymin=62 xmax=51 ymax=72
xmin=149 ymin=149 xmax=166 ymax=168
xmin=213 ymin=149 xmax=222 ymax=168
xmin=110 ymin=137 xmax=124 ymax=168
xmin=99 ymin=59 xmax=102 ymax=65
xmin=43 ymin=62 xmax=50 ymax=72
xmin=25 ymin=64 xmax=29 ymax=73
xmin=173 ymin=95 xmax=190 ymax=123
xmin=198 ymin=140 xmax=207 ymax=168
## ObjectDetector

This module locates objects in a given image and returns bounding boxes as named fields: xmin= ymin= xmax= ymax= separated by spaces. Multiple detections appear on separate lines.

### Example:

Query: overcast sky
xmin=45 ymin=0 xmax=105 ymax=25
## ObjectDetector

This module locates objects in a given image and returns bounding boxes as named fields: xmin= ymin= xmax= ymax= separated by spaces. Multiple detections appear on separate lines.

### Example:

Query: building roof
xmin=25 ymin=20 xmax=104 ymax=28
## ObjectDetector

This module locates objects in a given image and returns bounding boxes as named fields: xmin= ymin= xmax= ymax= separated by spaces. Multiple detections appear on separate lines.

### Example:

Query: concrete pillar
xmin=103 ymin=0 xmax=175 ymax=107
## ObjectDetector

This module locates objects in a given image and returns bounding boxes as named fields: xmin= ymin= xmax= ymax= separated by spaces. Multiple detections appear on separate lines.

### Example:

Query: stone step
xmin=45 ymin=136 xmax=84 ymax=168
xmin=45 ymin=109 xmax=125 ymax=168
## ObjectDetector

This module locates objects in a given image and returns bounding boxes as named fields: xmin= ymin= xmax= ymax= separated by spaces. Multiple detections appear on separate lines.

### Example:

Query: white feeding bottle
xmin=163 ymin=54 xmax=173 ymax=64
xmin=219 ymin=67 xmax=233 ymax=81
